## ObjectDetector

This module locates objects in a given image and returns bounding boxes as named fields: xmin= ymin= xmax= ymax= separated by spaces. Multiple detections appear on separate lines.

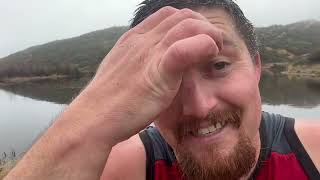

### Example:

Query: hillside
xmin=256 ymin=20 xmax=320 ymax=63
xmin=0 ymin=20 xmax=319 ymax=79
xmin=0 ymin=26 xmax=128 ymax=75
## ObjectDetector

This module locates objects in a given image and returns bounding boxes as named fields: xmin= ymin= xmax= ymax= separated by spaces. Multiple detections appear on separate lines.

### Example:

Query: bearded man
xmin=5 ymin=0 xmax=320 ymax=180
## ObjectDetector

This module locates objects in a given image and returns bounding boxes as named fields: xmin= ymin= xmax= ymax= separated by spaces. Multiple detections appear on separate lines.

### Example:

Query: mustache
xmin=175 ymin=109 xmax=241 ymax=143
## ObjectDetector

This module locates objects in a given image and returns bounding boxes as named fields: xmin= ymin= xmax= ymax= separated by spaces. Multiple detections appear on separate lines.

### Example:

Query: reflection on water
xmin=0 ymin=77 xmax=86 ymax=104
xmin=0 ymin=74 xmax=319 ymax=154
xmin=262 ymin=104 xmax=320 ymax=119
xmin=0 ymin=90 xmax=65 ymax=154
xmin=260 ymin=74 xmax=320 ymax=108
xmin=2 ymin=74 xmax=320 ymax=107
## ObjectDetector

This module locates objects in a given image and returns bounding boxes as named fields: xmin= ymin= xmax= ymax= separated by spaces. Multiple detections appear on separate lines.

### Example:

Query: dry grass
xmin=0 ymin=160 xmax=18 ymax=179
xmin=0 ymin=151 xmax=20 ymax=179
xmin=284 ymin=64 xmax=320 ymax=80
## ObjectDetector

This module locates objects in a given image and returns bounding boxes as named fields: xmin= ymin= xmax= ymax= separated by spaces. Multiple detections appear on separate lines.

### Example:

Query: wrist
xmin=64 ymin=82 xmax=141 ymax=144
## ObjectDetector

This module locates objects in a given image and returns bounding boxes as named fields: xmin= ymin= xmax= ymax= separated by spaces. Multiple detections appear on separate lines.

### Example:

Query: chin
xmin=174 ymin=123 xmax=257 ymax=180
xmin=156 ymin=108 xmax=259 ymax=179
xmin=175 ymin=127 xmax=257 ymax=180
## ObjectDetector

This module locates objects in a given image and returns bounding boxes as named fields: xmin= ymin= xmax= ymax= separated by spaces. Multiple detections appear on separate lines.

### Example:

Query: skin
xmin=154 ymin=8 xmax=262 ymax=167
xmin=103 ymin=7 xmax=263 ymax=180
xmin=102 ymin=8 xmax=320 ymax=180
xmin=295 ymin=121 xmax=320 ymax=171
xmin=4 ymin=7 xmax=320 ymax=180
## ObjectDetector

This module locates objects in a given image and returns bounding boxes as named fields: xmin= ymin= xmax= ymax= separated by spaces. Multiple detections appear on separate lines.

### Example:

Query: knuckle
xmin=180 ymin=8 xmax=206 ymax=21
xmin=179 ymin=8 xmax=194 ymax=17
xmin=116 ymin=29 xmax=146 ymax=47
xmin=201 ymin=35 xmax=216 ymax=48
xmin=131 ymin=25 xmax=146 ymax=35
xmin=116 ymin=30 xmax=134 ymax=44
xmin=198 ymin=34 xmax=211 ymax=41
xmin=181 ymin=18 xmax=197 ymax=27
xmin=159 ymin=6 xmax=177 ymax=15
xmin=178 ymin=18 xmax=198 ymax=33
xmin=193 ymin=11 xmax=202 ymax=17
xmin=124 ymin=29 xmax=134 ymax=37
xmin=198 ymin=34 xmax=219 ymax=55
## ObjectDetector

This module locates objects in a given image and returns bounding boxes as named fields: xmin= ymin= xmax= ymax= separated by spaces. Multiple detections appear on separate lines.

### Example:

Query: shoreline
xmin=0 ymin=68 xmax=319 ymax=87
xmin=0 ymin=75 xmax=75 ymax=87
xmin=281 ymin=72 xmax=320 ymax=80
xmin=262 ymin=63 xmax=320 ymax=80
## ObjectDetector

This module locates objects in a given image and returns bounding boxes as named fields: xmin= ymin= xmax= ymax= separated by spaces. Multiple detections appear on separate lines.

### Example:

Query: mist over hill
xmin=0 ymin=20 xmax=319 ymax=78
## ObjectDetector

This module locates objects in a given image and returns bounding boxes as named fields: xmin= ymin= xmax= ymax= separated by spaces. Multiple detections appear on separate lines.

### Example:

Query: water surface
xmin=0 ymin=75 xmax=319 ymax=155
xmin=0 ymin=90 xmax=65 ymax=155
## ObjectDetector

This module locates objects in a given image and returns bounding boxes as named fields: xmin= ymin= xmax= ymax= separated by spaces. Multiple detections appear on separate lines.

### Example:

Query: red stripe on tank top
xmin=153 ymin=152 xmax=308 ymax=180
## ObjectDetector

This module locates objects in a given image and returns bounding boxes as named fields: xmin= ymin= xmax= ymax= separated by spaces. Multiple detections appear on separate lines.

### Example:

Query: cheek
xmin=217 ymin=71 xmax=262 ymax=136
xmin=218 ymin=73 xmax=259 ymax=107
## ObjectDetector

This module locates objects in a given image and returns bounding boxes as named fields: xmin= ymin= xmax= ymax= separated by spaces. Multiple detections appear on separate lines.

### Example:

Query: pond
xmin=0 ymin=75 xmax=319 ymax=155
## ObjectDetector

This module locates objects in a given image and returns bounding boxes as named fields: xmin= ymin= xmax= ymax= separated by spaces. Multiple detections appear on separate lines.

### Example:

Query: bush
xmin=309 ymin=49 xmax=320 ymax=63
xmin=270 ymin=64 xmax=287 ymax=73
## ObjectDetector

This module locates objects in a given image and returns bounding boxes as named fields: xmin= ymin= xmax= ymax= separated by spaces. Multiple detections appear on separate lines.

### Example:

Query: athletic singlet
xmin=139 ymin=112 xmax=320 ymax=180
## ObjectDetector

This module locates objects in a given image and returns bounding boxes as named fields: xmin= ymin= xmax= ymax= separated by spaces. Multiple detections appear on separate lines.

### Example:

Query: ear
xmin=254 ymin=52 xmax=262 ymax=82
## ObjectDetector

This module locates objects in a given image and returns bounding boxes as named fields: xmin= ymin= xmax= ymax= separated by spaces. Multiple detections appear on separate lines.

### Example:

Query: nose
xmin=180 ymin=72 xmax=218 ymax=119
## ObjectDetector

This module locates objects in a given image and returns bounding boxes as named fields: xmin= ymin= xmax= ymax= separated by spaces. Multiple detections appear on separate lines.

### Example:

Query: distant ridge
xmin=256 ymin=20 xmax=320 ymax=63
xmin=0 ymin=26 xmax=128 ymax=73
xmin=0 ymin=20 xmax=319 ymax=74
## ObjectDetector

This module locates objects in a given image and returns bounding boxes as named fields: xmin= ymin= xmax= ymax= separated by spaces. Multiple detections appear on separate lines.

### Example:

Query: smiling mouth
xmin=192 ymin=122 xmax=227 ymax=137
xmin=176 ymin=110 xmax=241 ymax=143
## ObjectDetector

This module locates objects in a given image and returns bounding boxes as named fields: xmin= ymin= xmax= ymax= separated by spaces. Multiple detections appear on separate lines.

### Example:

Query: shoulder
xmin=294 ymin=120 xmax=320 ymax=172
xmin=100 ymin=134 xmax=146 ymax=180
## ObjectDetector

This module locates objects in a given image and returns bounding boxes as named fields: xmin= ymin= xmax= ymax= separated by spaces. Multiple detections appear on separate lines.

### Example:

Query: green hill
xmin=0 ymin=26 xmax=128 ymax=78
xmin=257 ymin=20 xmax=320 ymax=63
xmin=0 ymin=20 xmax=319 ymax=79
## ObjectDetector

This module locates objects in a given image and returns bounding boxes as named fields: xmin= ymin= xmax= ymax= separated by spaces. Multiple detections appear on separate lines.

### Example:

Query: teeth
xmin=208 ymin=125 xmax=216 ymax=132
xmin=216 ymin=123 xmax=222 ymax=129
xmin=197 ymin=123 xmax=224 ymax=136
xmin=199 ymin=128 xmax=209 ymax=135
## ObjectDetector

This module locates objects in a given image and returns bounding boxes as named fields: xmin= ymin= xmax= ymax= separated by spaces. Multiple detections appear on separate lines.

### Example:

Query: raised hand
xmin=81 ymin=7 xmax=223 ymax=144
xmin=4 ymin=7 xmax=223 ymax=180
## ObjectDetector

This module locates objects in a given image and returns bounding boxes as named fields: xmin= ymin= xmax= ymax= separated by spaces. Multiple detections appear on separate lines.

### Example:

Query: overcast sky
xmin=1 ymin=0 xmax=319 ymax=58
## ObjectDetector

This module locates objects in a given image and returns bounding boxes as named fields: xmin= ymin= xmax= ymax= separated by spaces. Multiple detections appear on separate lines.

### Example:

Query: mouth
xmin=192 ymin=121 xmax=227 ymax=137
xmin=176 ymin=110 xmax=241 ymax=144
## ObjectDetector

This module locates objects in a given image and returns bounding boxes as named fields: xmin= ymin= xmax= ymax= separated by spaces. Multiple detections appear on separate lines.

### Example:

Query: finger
xmin=160 ymin=19 xmax=223 ymax=51
xmin=158 ymin=34 xmax=219 ymax=90
xmin=151 ymin=8 xmax=208 ymax=35
xmin=132 ymin=6 xmax=178 ymax=34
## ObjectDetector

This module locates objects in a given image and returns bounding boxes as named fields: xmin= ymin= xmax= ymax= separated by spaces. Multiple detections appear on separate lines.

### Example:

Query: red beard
xmin=174 ymin=109 xmax=257 ymax=180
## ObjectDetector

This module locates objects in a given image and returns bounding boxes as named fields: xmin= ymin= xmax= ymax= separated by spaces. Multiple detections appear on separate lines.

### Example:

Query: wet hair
xmin=130 ymin=0 xmax=258 ymax=59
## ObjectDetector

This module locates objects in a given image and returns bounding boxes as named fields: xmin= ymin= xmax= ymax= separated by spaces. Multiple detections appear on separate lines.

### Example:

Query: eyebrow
xmin=206 ymin=20 xmax=240 ymax=49
xmin=223 ymin=36 xmax=240 ymax=49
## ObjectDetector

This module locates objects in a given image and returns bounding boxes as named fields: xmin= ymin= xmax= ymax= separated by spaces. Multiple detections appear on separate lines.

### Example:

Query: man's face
xmin=154 ymin=8 xmax=262 ymax=179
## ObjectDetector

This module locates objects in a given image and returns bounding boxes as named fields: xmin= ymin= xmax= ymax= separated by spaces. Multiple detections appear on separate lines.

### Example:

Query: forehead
xmin=193 ymin=7 xmax=247 ymax=51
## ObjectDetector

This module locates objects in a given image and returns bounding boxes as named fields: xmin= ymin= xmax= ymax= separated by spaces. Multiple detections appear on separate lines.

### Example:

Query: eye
xmin=212 ymin=61 xmax=230 ymax=71
xmin=201 ymin=60 xmax=231 ymax=78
